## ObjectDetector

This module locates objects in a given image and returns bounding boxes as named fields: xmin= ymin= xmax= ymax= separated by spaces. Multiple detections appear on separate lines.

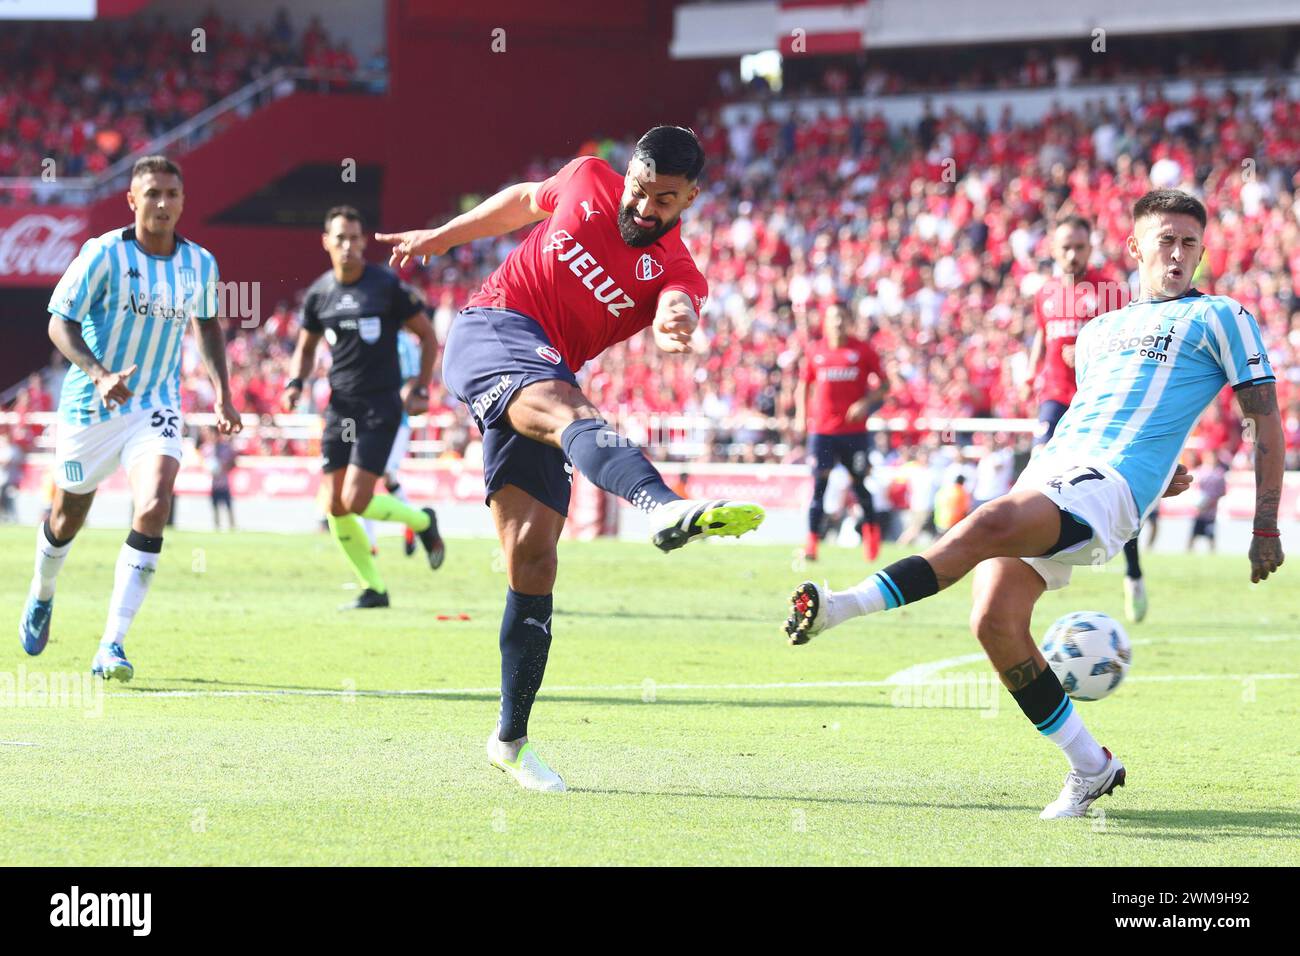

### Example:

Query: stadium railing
xmin=0 ymin=410 xmax=1039 ymax=462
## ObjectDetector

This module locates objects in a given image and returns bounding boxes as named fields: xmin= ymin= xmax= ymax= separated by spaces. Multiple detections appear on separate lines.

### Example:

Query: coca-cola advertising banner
xmin=0 ymin=208 xmax=89 ymax=287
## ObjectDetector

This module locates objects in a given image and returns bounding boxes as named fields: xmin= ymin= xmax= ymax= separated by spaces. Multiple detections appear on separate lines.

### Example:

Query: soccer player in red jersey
xmin=1023 ymin=216 xmax=1148 ymax=622
xmin=376 ymin=127 xmax=764 ymax=792
xmin=796 ymin=303 xmax=889 ymax=562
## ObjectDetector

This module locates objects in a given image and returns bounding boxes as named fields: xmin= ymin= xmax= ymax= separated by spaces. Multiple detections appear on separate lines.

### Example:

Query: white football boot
xmin=1040 ymin=747 xmax=1126 ymax=819
xmin=783 ymin=580 xmax=863 ymax=645
xmin=487 ymin=735 xmax=567 ymax=793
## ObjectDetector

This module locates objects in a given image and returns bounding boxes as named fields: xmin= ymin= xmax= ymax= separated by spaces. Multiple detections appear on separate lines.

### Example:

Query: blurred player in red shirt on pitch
xmin=1023 ymin=215 xmax=1148 ymax=622
xmin=797 ymin=303 xmax=889 ymax=562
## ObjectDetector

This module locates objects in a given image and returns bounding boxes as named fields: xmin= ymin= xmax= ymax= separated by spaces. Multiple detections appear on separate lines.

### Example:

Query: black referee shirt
xmin=301 ymin=264 xmax=423 ymax=396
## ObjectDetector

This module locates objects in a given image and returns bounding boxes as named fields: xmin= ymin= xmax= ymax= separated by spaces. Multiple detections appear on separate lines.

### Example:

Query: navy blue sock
xmin=849 ymin=476 xmax=875 ymax=522
xmin=1123 ymin=538 xmax=1142 ymax=579
xmin=809 ymin=473 xmax=829 ymax=535
xmin=497 ymin=589 xmax=553 ymax=742
xmin=560 ymin=418 xmax=680 ymax=513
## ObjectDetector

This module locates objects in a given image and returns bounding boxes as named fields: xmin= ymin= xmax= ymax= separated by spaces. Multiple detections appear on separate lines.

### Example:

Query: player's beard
xmin=618 ymin=205 xmax=676 ymax=247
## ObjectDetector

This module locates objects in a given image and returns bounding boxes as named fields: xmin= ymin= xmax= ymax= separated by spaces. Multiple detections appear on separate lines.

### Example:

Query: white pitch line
xmin=0 ymin=741 xmax=40 ymax=747
xmin=1132 ymin=634 xmax=1300 ymax=646
xmin=886 ymin=653 xmax=987 ymax=686
xmin=101 ymin=672 xmax=1299 ymax=701
xmin=1128 ymin=673 xmax=1298 ymax=683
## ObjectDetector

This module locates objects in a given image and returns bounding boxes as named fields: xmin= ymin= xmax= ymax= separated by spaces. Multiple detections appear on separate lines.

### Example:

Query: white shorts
xmin=53 ymin=407 xmax=184 ymax=494
xmin=383 ymin=420 xmax=411 ymax=478
xmin=1012 ymin=455 xmax=1140 ymax=590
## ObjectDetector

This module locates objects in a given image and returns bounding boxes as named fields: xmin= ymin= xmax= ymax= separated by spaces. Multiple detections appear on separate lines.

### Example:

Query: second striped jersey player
xmin=19 ymin=156 xmax=242 ymax=681
xmin=785 ymin=189 xmax=1285 ymax=820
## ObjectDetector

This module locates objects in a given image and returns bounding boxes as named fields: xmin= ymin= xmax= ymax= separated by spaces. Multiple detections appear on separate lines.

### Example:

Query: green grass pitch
xmin=1 ymin=525 xmax=1297 ymax=865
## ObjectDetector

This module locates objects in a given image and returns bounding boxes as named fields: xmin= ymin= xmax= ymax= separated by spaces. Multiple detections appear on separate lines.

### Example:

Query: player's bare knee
xmin=50 ymin=492 xmax=92 ymax=539
xmin=508 ymin=548 xmax=558 ymax=593
xmin=341 ymin=486 xmax=373 ymax=515
xmin=970 ymin=603 xmax=1016 ymax=649
xmin=966 ymin=500 xmax=1019 ymax=548
xmin=134 ymin=492 xmax=171 ymax=532
xmin=49 ymin=508 xmax=85 ymax=541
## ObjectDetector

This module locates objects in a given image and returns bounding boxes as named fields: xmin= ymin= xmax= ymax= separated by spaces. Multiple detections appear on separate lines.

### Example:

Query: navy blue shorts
xmin=1035 ymin=400 xmax=1070 ymax=446
xmin=322 ymin=390 xmax=402 ymax=475
xmin=809 ymin=432 xmax=871 ymax=478
xmin=443 ymin=307 xmax=579 ymax=516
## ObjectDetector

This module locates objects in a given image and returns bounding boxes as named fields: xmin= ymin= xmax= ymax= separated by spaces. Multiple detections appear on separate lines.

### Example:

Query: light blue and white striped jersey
xmin=397 ymin=329 xmax=421 ymax=381
xmin=48 ymin=226 xmax=219 ymax=425
xmin=396 ymin=329 xmax=422 ymax=426
xmin=1047 ymin=290 xmax=1274 ymax=519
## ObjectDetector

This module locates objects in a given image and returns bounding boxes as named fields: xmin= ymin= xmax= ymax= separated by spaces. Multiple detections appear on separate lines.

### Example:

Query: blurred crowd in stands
xmin=762 ymin=30 xmax=1300 ymax=99
xmin=0 ymin=9 xmax=361 ymax=188
xmin=5 ymin=50 xmax=1300 ymax=504
xmin=373 ymin=80 xmax=1298 ymax=470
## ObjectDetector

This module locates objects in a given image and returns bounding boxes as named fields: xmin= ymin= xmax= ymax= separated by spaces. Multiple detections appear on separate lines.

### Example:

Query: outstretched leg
xmin=357 ymin=477 xmax=442 ymax=570
xmin=787 ymin=491 xmax=1076 ymax=641
xmin=505 ymin=379 xmax=764 ymax=550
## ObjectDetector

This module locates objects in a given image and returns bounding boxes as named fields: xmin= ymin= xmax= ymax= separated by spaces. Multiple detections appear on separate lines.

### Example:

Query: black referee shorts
xmin=322 ymin=391 xmax=403 ymax=476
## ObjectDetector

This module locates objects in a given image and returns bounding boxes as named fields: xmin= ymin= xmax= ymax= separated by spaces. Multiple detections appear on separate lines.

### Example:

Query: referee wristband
xmin=285 ymin=378 xmax=304 ymax=392
xmin=1252 ymin=529 xmax=1280 ymax=538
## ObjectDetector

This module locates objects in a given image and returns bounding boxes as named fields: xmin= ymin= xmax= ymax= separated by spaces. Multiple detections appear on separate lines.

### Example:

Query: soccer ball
xmin=1040 ymin=611 xmax=1132 ymax=701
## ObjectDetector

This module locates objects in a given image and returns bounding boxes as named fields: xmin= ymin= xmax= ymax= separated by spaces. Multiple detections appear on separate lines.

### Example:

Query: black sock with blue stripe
xmin=863 ymin=555 xmax=939 ymax=611
xmin=1011 ymin=667 xmax=1074 ymax=735
xmin=560 ymin=418 xmax=680 ymax=513
xmin=1010 ymin=666 xmax=1107 ymax=773
xmin=497 ymin=589 xmax=553 ymax=742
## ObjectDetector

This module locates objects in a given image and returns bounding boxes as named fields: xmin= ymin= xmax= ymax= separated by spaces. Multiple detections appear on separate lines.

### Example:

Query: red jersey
xmin=466 ymin=156 xmax=708 ymax=370
xmin=1033 ymin=268 xmax=1128 ymax=405
xmin=802 ymin=336 xmax=884 ymax=436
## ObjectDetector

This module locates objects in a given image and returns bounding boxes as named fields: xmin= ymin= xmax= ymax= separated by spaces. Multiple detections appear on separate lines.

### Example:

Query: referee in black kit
xmin=284 ymin=205 xmax=445 ymax=608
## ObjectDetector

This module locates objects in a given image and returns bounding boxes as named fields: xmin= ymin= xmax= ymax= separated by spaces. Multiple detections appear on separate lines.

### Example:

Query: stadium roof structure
xmin=672 ymin=0 xmax=1300 ymax=57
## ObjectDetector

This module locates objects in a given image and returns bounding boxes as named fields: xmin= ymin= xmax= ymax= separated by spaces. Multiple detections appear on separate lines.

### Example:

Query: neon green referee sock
xmin=327 ymin=513 xmax=386 ymax=594
xmin=361 ymin=493 xmax=431 ymax=532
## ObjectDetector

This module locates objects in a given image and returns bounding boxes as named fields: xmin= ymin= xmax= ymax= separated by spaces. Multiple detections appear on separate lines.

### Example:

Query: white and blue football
xmin=1040 ymin=611 xmax=1132 ymax=701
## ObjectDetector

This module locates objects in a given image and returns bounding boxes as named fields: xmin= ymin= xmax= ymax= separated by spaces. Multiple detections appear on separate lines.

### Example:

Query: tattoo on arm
xmin=1235 ymin=381 xmax=1276 ymax=416
xmin=1254 ymin=487 xmax=1280 ymax=529
xmin=1001 ymin=657 xmax=1043 ymax=691
xmin=1238 ymin=382 xmax=1282 ymax=528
